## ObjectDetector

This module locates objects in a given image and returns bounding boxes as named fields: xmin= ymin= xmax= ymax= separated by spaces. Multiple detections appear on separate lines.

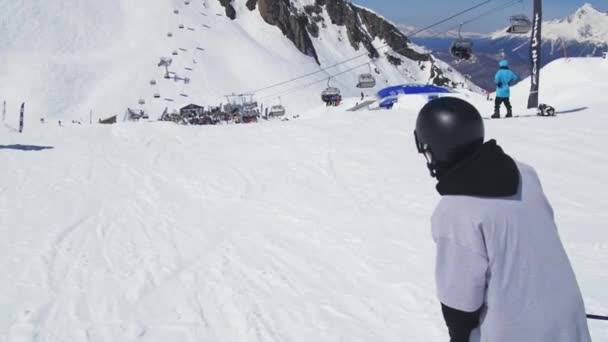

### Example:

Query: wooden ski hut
xmin=180 ymin=104 xmax=205 ymax=118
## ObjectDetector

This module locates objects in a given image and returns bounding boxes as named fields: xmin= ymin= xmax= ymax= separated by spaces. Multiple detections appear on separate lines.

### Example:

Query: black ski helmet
xmin=414 ymin=97 xmax=484 ymax=177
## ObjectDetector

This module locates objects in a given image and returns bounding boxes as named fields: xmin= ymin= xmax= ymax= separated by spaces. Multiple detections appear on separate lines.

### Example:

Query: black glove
xmin=441 ymin=303 xmax=482 ymax=342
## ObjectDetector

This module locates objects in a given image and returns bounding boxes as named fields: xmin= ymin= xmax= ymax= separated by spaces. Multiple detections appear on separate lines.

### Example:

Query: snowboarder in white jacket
xmin=413 ymin=97 xmax=591 ymax=342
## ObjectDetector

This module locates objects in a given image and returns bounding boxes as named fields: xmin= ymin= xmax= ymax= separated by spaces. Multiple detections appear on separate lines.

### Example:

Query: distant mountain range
xmin=409 ymin=3 xmax=608 ymax=91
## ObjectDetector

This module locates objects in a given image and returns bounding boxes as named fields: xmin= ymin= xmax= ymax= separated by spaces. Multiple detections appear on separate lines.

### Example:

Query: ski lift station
xmin=224 ymin=94 xmax=259 ymax=122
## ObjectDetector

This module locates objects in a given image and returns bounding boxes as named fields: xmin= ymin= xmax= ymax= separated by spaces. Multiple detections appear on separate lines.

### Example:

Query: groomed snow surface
xmin=2 ymin=58 xmax=608 ymax=341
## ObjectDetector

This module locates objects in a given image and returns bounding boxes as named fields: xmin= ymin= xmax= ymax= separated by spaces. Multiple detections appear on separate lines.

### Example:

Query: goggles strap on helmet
xmin=415 ymin=131 xmax=438 ymax=178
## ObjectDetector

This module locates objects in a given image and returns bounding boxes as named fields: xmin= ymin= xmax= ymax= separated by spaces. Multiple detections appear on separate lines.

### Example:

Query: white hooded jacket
xmin=432 ymin=161 xmax=591 ymax=342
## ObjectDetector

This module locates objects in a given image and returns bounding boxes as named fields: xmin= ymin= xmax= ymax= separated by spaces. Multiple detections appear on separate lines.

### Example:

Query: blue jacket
xmin=494 ymin=60 xmax=518 ymax=98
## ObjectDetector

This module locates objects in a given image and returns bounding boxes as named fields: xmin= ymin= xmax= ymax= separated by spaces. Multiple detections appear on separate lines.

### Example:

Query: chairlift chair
xmin=167 ymin=32 xmax=173 ymax=37
xmin=450 ymin=24 xmax=474 ymax=61
xmin=321 ymin=87 xmax=342 ymax=105
xmin=356 ymin=64 xmax=377 ymax=88
xmin=321 ymin=87 xmax=340 ymax=98
xmin=150 ymin=79 xmax=157 ymax=86
xmin=357 ymin=74 xmax=376 ymax=88
xmin=138 ymin=99 xmax=146 ymax=105
xmin=158 ymin=57 xmax=172 ymax=67
xmin=450 ymin=39 xmax=473 ymax=61
xmin=172 ymin=50 xmax=179 ymax=56
xmin=179 ymin=24 xmax=185 ymax=29
xmin=269 ymin=105 xmax=286 ymax=117
xmin=153 ymin=93 xmax=161 ymax=98
xmin=174 ymin=9 xmax=179 ymax=14
xmin=507 ymin=15 xmax=532 ymax=34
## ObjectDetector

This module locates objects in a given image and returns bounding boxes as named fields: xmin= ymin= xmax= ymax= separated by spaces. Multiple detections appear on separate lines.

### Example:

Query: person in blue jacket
xmin=492 ymin=59 xmax=518 ymax=119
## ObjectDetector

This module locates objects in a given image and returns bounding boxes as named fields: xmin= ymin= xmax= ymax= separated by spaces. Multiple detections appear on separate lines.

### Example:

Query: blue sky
xmin=354 ymin=1 xmax=607 ymax=33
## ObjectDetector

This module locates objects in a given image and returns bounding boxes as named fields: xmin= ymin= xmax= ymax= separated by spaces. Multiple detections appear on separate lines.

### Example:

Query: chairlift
xmin=179 ymin=24 xmax=185 ymax=29
xmin=158 ymin=57 xmax=172 ymax=67
xmin=269 ymin=97 xmax=286 ymax=117
xmin=321 ymin=87 xmax=341 ymax=97
xmin=153 ymin=93 xmax=161 ymax=98
xmin=507 ymin=15 xmax=532 ymax=34
xmin=356 ymin=64 xmax=377 ymax=88
xmin=138 ymin=99 xmax=146 ymax=105
xmin=321 ymin=78 xmax=342 ymax=104
xmin=449 ymin=24 xmax=473 ymax=61
xmin=269 ymin=105 xmax=286 ymax=117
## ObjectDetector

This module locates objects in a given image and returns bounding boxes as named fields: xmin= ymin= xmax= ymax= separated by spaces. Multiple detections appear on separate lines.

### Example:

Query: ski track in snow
xmin=1 ymin=58 xmax=608 ymax=341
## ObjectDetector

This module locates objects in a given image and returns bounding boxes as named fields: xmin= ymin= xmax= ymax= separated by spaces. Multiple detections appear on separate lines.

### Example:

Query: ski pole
xmin=587 ymin=314 xmax=608 ymax=321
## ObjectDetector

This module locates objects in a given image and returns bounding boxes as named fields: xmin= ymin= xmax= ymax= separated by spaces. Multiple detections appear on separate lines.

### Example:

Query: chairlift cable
xmin=245 ymin=0 xmax=495 ymax=95
xmin=403 ymin=0 xmax=493 ymax=37
xmin=429 ymin=0 xmax=522 ymax=38
xmin=257 ymin=62 xmax=370 ymax=101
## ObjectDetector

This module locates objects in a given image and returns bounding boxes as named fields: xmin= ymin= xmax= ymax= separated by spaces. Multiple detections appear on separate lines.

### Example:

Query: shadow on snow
xmin=0 ymin=144 xmax=55 ymax=151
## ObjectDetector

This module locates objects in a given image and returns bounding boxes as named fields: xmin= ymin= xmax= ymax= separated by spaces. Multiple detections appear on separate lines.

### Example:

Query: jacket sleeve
xmin=434 ymin=237 xmax=488 ymax=312
xmin=432 ymin=203 xmax=489 ymax=340
xmin=509 ymin=70 xmax=519 ymax=85
xmin=494 ymin=71 xmax=501 ymax=86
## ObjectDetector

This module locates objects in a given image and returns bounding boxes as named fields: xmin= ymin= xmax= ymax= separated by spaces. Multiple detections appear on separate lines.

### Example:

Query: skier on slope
xmin=492 ymin=59 xmax=518 ymax=119
xmin=413 ymin=97 xmax=591 ymax=342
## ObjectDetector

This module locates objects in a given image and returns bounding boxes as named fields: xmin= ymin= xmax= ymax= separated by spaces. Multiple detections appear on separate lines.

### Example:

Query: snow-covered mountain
xmin=490 ymin=3 xmax=608 ymax=45
xmin=0 ymin=0 xmax=476 ymax=122
xmin=412 ymin=3 xmax=608 ymax=91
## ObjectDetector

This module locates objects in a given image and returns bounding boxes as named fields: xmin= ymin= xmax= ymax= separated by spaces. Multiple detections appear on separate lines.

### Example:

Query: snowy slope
xmin=490 ymin=3 xmax=608 ymax=44
xmin=0 ymin=0 xmax=475 ymax=124
xmin=2 ymin=55 xmax=608 ymax=342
